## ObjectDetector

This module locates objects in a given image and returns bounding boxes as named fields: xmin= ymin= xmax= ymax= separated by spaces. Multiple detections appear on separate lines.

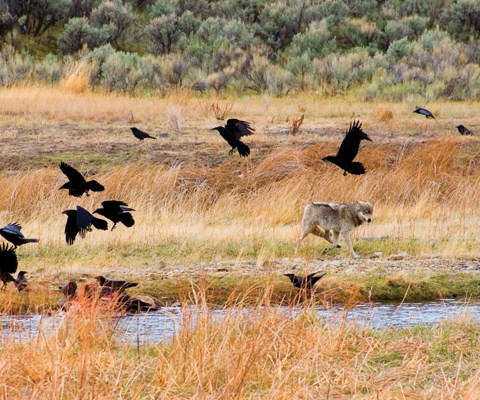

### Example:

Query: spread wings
xmin=336 ymin=120 xmax=371 ymax=163
xmin=60 ymin=161 xmax=87 ymax=185
xmin=226 ymin=119 xmax=255 ymax=139
xmin=0 ymin=243 xmax=18 ymax=274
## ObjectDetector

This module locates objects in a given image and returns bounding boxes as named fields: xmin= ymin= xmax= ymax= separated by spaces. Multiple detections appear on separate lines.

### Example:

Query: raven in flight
xmin=212 ymin=118 xmax=255 ymax=157
xmin=0 ymin=243 xmax=18 ymax=290
xmin=62 ymin=206 xmax=108 ymax=245
xmin=413 ymin=107 xmax=435 ymax=119
xmin=59 ymin=161 xmax=105 ymax=197
xmin=0 ymin=223 xmax=39 ymax=248
xmin=457 ymin=125 xmax=473 ymax=135
xmin=130 ymin=127 xmax=156 ymax=140
xmin=94 ymin=201 xmax=135 ymax=230
xmin=322 ymin=120 xmax=372 ymax=175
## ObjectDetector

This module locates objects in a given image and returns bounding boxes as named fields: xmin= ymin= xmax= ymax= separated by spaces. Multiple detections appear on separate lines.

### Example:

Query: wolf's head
xmin=355 ymin=201 xmax=373 ymax=223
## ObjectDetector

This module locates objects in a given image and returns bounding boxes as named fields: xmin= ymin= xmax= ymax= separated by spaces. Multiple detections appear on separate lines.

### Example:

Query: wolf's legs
xmin=322 ymin=230 xmax=341 ymax=254
xmin=341 ymin=230 xmax=360 ymax=258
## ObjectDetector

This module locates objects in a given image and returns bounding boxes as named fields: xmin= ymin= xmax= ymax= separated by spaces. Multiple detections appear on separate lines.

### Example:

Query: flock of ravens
xmin=0 ymin=106 xmax=475 ymax=299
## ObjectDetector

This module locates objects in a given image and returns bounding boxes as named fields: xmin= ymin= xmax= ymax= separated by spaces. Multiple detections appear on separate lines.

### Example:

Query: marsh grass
xmin=1 ymin=282 xmax=480 ymax=398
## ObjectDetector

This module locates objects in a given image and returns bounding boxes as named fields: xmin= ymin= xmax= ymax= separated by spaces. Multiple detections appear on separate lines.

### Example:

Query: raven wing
xmin=75 ymin=206 xmax=94 ymax=237
xmin=101 ymin=200 xmax=129 ymax=211
xmin=226 ymin=119 xmax=255 ymax=139
xmin=336 ymin=120 xmax=371 ymax=163
xmin=1 ymin=223 xmax=24 ymax=237
xmin=0 ymin=243 xmax=18 ymax=274
xmin=307 ymin=271 xmax=327 ymax=286
xmin=60 ymin=162 xmax=87 ymax=185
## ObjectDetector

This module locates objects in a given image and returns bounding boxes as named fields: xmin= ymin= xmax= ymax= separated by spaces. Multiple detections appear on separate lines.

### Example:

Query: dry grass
xmin=0 ymin=86 xmax=478 ymax=271
xmin=0 ymin=86 xmax=480 ymax=397
xmin=1 ymin=284 xmax=480 ymax=398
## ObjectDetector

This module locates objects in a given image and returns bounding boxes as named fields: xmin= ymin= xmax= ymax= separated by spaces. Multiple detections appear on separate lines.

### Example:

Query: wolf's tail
xmin=237 ymin=141 xmax=250 ymax=157
xmin=346 ymin=162 xmax=366 ymax=175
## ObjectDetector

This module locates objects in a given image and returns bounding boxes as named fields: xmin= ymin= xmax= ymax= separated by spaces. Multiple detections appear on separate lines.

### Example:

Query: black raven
xmin=413 ymin=107 xmax=435 ymax=119
xmin=15 ymin=271 xmax=29 ymax=292
xmin=59 ymin=161 xmax=105 ymax=197
xmin=62 ymin=206 xmax=108 ymax=245
xmin=457 ymin=125 xmax=473 ymax=135
xmin=0 ymin=243 xmax=17 ymax=290
xmin=60 ymin=280 xmax=78 ymax=300
xmin=0 ymin=223 xmax=39 ymax=248
xmin=284 ymin=271 xmax=326 ymax=293
xmin=96 ymin=275 xmax=138 ymax=296
xmin=93 ymin=200 xmax=135 ymax=230
xmin=322 ymin=120 xmax=372 ymax=175
xmin=130 ymin=127 xmax=156 ymax=140
xmin=212 ymin=118 xmax=255 ymax=157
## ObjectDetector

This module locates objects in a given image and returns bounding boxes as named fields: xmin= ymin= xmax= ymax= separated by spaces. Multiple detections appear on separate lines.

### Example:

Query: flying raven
xmin=0 ymin=223 xmax=39 ymax=248
xmin=284 ymin=271 xmax=326 ymax=294
xmin=59 ymin=161 xmax=105 ymax=197
xmin=322 ymin=120 xmax=372 ymax=175
xmin=212 ymin=118 xmax=255 ymax=157
xmin=62 ymin=206 xmax=108 ymax=245
xmin=94 ymin=200 xmax=135 ymax=230
xmin=0 ymin=243 xmax=17 ymax=290
xmin=457 ymin=125 xmax=473 ymax=135
xmin=130 ymin=127 xmax=156 ymax=140
xmin=413 ymin=107 xmax=435 ymax=119
xmin=14 ymin=271 xmax=29 ymax=292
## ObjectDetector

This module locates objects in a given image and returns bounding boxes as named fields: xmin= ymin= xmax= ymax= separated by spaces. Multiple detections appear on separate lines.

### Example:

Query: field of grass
xmin=0 ymin=87 xmax=479 ymax=298
xmin=2 ymin=285 xmax=480 ymax=398
xmin=0 ymin=86 xmax=480 ymax=397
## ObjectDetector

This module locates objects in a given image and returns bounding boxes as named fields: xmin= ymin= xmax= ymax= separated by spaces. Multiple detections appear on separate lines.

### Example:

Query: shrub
xmin=448 ymin=0 xmax=480 ymax=41
xmin=34 ymin=53 xmax=63 ymax=83
xmin=147 ymin=14 xmax=182 ymax=55
xmin=57 ymin=17 xmax=111 ymax=53
xmin=90 ymin=0 xmax=134 ymax=42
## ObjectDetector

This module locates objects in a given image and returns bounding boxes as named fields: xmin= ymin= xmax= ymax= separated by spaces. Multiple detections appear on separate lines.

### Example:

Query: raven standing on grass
xmin=15 ymin=271 xmax=29 ymax=292
xmin=0 ymin=223 xmax=39 ymax=248
xmin=93 ymin=201 xmax=135 ymax=230
xmin=130 ymin=127 xmax=156 ymax=140
xmin=62 ymin=206 xmax=108 ymax=245
xmin=95 ymin=275 xmax=138 ymax=296
xmin=413 ymin=107 xmax=435 ymax=119
xmin=0 ymin=243 xmax=18 ymax=290
xmin=59 ymin=161 xmax=105 ymax=197
xmin=212 ymin=118 xmax=255 ymax=157
xmin=284 ymin=271 xmax=326 ymax=293
xmin=322 ymin=120 xmax=372 ymax=175
xmin=457 ymin=125 xmax=473 ymax=135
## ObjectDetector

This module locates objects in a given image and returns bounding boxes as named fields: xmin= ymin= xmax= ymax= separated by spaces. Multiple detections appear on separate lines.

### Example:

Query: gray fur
xmin=295 ymin=201 xmax=373 ymax=259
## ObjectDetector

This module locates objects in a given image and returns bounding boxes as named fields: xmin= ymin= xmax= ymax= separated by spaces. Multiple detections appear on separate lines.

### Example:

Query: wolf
xmin=295 ymin=201 xmax=373 ymax=258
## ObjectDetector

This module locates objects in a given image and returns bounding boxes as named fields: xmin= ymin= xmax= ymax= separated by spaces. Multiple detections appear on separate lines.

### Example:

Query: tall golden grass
xmin=1 ymin=284 xmax=480 ymax=398
xmin=0 ymin=136 xmax=478 ymax=270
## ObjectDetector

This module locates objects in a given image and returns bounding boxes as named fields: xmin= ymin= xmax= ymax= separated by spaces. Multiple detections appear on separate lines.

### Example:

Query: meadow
xmin=0 ymin=86 xmax=479 ymax=397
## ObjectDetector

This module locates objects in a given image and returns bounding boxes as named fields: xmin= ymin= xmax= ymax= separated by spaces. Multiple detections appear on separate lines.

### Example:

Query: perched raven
xmin=212 ymin=118 xmax=255 ymax=157
xmin=0 ymin=243 xmax=17 ymax=290
xmin=60 ymin=280 xmax=78 ymax=300
xmin=130 ymin=127 xmax=156 ymax=140
xmin=14 ymin=271 xmax=29 ymax=292
xmin=413 ymin=107 xmax=435 ymax=119
xmin=59 ymin=161 xmax=105 ymax=197
xmin=284 ymin=271 xmax=326 ymax=293
xmin=0 ymin=223 xmax=39 ymax=248
xmin=62 ymin=206 xmax=108 ymax=245
xmin=96 ymin=275 xmax=138 ymax=296
xmin=322 ymin=120 xmax=372 ymax=175
xmin=94 ymin=200 xmax=135 ymax=230
xmin=457 ymin=125 xmax=473 ymax=135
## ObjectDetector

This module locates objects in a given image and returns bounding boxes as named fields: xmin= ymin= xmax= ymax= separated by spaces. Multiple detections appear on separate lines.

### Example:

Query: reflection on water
xmin=1 ymin=299 xmax=478 ymax=344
